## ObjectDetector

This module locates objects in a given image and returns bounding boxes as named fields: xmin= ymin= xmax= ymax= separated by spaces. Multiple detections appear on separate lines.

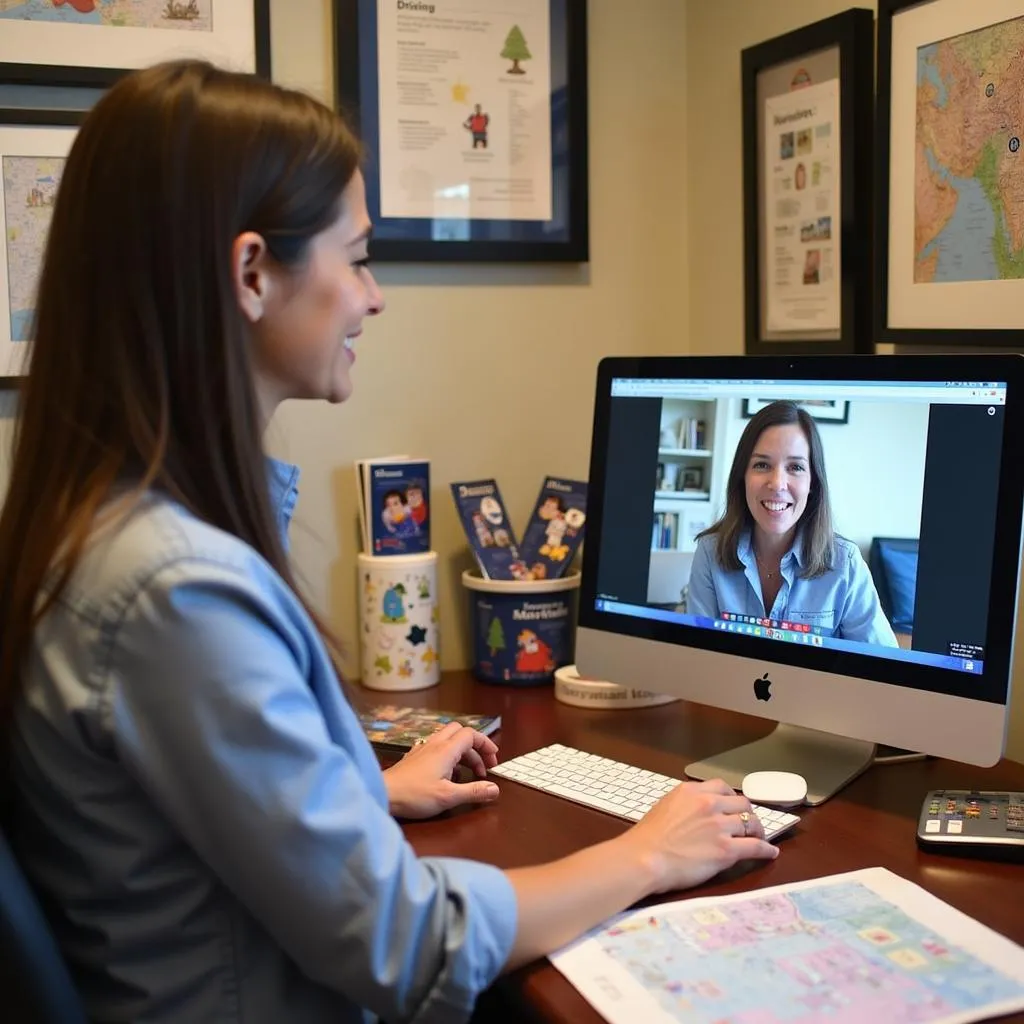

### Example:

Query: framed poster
xmin=742 ymin=397 xmax=850 ymax=424
xmin=876 ymin=0 xmax=1024 ymax=345
xmin=334 ymin=0 xmax=589 ymax=262
xmin=0 ymin=1 xmax=271 ymax=86
xmin=741 ymin=8 xmax=875 ymax=355
xmin=0 ymin=107 xmax=83 ymax=384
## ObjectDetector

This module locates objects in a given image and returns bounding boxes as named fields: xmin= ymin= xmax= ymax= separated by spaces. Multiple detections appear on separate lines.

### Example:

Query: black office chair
xmin=0 ymin=823 xmax=87 ymax=1024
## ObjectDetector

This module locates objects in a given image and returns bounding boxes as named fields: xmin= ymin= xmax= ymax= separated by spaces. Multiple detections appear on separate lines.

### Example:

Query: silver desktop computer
xmin=576 ymin=354 xmax=1024 ymax=805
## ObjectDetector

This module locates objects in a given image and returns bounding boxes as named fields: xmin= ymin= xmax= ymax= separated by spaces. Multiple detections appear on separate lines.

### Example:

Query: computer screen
xmin=577 ymin=354 xmax=1024 ymax=803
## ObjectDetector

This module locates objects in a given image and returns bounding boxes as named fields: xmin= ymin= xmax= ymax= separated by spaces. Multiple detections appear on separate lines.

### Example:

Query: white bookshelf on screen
xmin=649 ymin=398 xmax=730 ymax=606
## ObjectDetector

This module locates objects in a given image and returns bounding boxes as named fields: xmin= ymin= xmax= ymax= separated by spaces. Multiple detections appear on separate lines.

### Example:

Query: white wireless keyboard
xmin=489 ymin=743 xmax=800 ymax=841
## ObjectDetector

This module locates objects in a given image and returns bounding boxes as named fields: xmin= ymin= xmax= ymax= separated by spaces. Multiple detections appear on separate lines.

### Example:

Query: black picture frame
xmin=0 ymin=97 xmax=96 ymax=388
xmin=875 ymin=0 xmax=1024 ymax=346
xmin=742 ymin=397 xmax=850 ymax=424
xmin=741 ymin=8 xmax=875 ymax=356
xmin=333 ymin=0 xmax=589 ymax=263
xmin=0 ymin=1 xmax=271 ymax=87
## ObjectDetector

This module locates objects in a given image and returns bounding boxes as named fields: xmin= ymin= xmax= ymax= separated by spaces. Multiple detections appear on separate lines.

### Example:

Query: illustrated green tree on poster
xmin=501 ymin=25 xmax=531 ymax=75
xmin=487 ymin=617 xmax=506 ymax=656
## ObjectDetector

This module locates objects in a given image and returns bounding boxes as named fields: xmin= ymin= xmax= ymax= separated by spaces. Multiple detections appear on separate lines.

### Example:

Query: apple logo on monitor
xmin=754 ymin=672 xmax=772 ymax=702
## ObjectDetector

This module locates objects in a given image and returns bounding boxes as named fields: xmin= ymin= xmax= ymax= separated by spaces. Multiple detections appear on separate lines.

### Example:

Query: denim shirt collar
xmin=737 ymin=526 xmax=805 ymax=572
xmin=266 ymin=457 xmax=300 ymax=541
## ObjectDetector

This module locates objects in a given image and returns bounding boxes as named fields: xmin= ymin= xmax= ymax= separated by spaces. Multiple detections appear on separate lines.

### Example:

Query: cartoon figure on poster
xmin=381 ymin=490 xmax=420 ymax=538
xmin=539 ymin=499 xmax=586 ymax=562
xmin=515 ymin=629 xmax=554 ymax=674
xmin=463 ymin=104 xmax=490 ymax=149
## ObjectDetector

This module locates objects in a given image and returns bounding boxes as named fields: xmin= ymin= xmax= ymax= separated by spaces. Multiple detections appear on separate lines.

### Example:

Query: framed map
xmin=877 ymin=0 xmax=1024 ymax=345
xmin=0 ymin=111 xmax=81 ymax=383
xmin=0 ymin=0 xmax=270 ymax=86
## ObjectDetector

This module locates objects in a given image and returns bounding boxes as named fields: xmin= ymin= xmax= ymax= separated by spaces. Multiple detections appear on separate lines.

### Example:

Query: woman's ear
xmin=232 ymin=231 xmax=271 ymax=324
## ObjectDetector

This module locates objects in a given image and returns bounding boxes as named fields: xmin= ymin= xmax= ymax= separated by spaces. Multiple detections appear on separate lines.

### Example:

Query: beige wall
xmin=3 ymin=0 xmax=1021 ymax=762
xmin=685 ymin=0 xmax=1024 ymax=761
xmin=265 ymin=0 xmax=690 ymax=678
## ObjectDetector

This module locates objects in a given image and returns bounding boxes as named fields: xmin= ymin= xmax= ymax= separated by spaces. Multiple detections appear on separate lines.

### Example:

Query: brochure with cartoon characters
xmin=355 ymin=456 xmax=431 ymax=556
xmin=519 ymin=477 xmax=588 ymax=579
xmin=450 ymin=479 xmax=523 ymax=580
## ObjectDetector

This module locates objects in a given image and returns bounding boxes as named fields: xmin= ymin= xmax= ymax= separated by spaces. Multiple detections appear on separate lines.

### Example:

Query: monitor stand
xmin=685 ymin=723 xmax=877 ymax=806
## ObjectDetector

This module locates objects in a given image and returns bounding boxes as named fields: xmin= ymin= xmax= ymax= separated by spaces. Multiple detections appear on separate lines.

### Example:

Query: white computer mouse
xmin=741 ymin=770 xmax=808 ymax=809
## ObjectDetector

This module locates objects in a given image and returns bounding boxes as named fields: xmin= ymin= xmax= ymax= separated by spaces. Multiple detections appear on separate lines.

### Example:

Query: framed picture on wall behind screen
xmin=0 ymin=1 xmax=271 ymax=87
xmin=333 ymin=0 xmax=590 ymax=262
xmin=876 ymin=0 xmax=1024 ymax=345
xmin=741 ymin=8 xmax=875 ymax=356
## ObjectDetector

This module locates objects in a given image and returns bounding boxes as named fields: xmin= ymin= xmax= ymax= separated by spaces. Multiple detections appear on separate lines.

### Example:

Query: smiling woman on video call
xmin=0 ymin=61 xmax=780 ymax=1024
xmin=687 ymin=401 xmax=898 ymax=647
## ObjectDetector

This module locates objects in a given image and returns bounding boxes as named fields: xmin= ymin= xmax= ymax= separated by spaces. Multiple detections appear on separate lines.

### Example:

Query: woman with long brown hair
xmin=0 ymin=61 xmax=777 ymax=1022
xmin=688 ymin=400 xmax=897 ymax=646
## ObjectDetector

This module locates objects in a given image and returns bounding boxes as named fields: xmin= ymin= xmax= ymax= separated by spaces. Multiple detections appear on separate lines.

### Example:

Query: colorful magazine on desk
xmin=355 ymin=456 xmax=430 ymax=556
xmin=519 ymin=477 xmax=588 ymax=579
xmin=357 ymin=705 xmax=502 ymax=754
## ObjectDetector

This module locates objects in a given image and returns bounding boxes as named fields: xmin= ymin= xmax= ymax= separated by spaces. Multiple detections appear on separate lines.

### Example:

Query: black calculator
xmin=916 ymin=789 xmax=1024 ymax=861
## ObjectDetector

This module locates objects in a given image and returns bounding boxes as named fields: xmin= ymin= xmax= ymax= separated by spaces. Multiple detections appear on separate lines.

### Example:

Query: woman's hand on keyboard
xmin=625 ymin=778 xmax=779 ymax=892
xmin=383 ymin=721 xmax=501 ymax=819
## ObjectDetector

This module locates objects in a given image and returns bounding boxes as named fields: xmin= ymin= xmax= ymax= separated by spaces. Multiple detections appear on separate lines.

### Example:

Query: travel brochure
xmin=355 ymin=456 xmax=431 ymax=556
xmin=451 ymin=476 xmax=587 ymax=581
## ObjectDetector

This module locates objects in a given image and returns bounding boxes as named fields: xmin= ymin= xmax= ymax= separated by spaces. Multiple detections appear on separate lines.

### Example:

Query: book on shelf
xmin=652 ymin=511 xmax=679 ymax=550
xmin=675 ymin=417 xmax=707 ymax=450
xmin=357 ymin=704 xmax=502 ymax=754
xmin=355 ymin=456 xmax=431 ymax=556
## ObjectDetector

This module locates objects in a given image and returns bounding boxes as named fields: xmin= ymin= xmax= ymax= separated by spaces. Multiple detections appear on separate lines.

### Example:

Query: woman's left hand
xmin=382 ymin=721 xmax=501 ymax=819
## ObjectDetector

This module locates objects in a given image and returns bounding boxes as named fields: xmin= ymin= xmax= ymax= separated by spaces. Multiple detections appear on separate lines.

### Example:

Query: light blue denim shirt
xmin=11 ymin=459 xmax=517 ymax=1024
xmin=687 ymin=529 xmax=898 ymax=647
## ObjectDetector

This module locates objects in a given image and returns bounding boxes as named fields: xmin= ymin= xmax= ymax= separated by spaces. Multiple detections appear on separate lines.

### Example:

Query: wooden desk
xmin=357 ymin=671 xmax=1024 ymax=1024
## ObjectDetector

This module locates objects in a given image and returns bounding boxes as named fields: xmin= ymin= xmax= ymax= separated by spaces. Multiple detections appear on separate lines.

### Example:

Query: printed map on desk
xmin=549 ymin=868 xmax=1024 ymax=1024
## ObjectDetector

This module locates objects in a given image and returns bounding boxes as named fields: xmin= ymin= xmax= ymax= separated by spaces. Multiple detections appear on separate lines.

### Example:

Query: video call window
xmin=595 ymin=380 xmax=1007 ymax=678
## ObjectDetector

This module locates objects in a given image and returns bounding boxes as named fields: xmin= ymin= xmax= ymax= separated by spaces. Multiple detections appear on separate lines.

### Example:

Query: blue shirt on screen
xmin=687 ymin=528 xmax=899 ymax=647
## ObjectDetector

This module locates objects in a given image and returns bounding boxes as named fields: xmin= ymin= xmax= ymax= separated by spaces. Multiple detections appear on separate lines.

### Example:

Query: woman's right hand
xmin=623 ymin=778 xmax=779 ymax=894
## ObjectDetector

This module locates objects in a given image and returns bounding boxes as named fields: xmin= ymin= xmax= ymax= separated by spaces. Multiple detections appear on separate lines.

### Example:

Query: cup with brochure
xmin=355 ymin=455 xmax=440 ymax=692
xmin=355 ymin=455 xmax=431 ymax=557
xmin=450 ymin=476 xmax=587 ymax=686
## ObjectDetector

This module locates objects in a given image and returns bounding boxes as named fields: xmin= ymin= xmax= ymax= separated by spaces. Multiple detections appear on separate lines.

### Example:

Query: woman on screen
xmin=687 ymin=401 xmax=898 ymax=647
xmin=0 ymin=61 xmax=778 ymax=1024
